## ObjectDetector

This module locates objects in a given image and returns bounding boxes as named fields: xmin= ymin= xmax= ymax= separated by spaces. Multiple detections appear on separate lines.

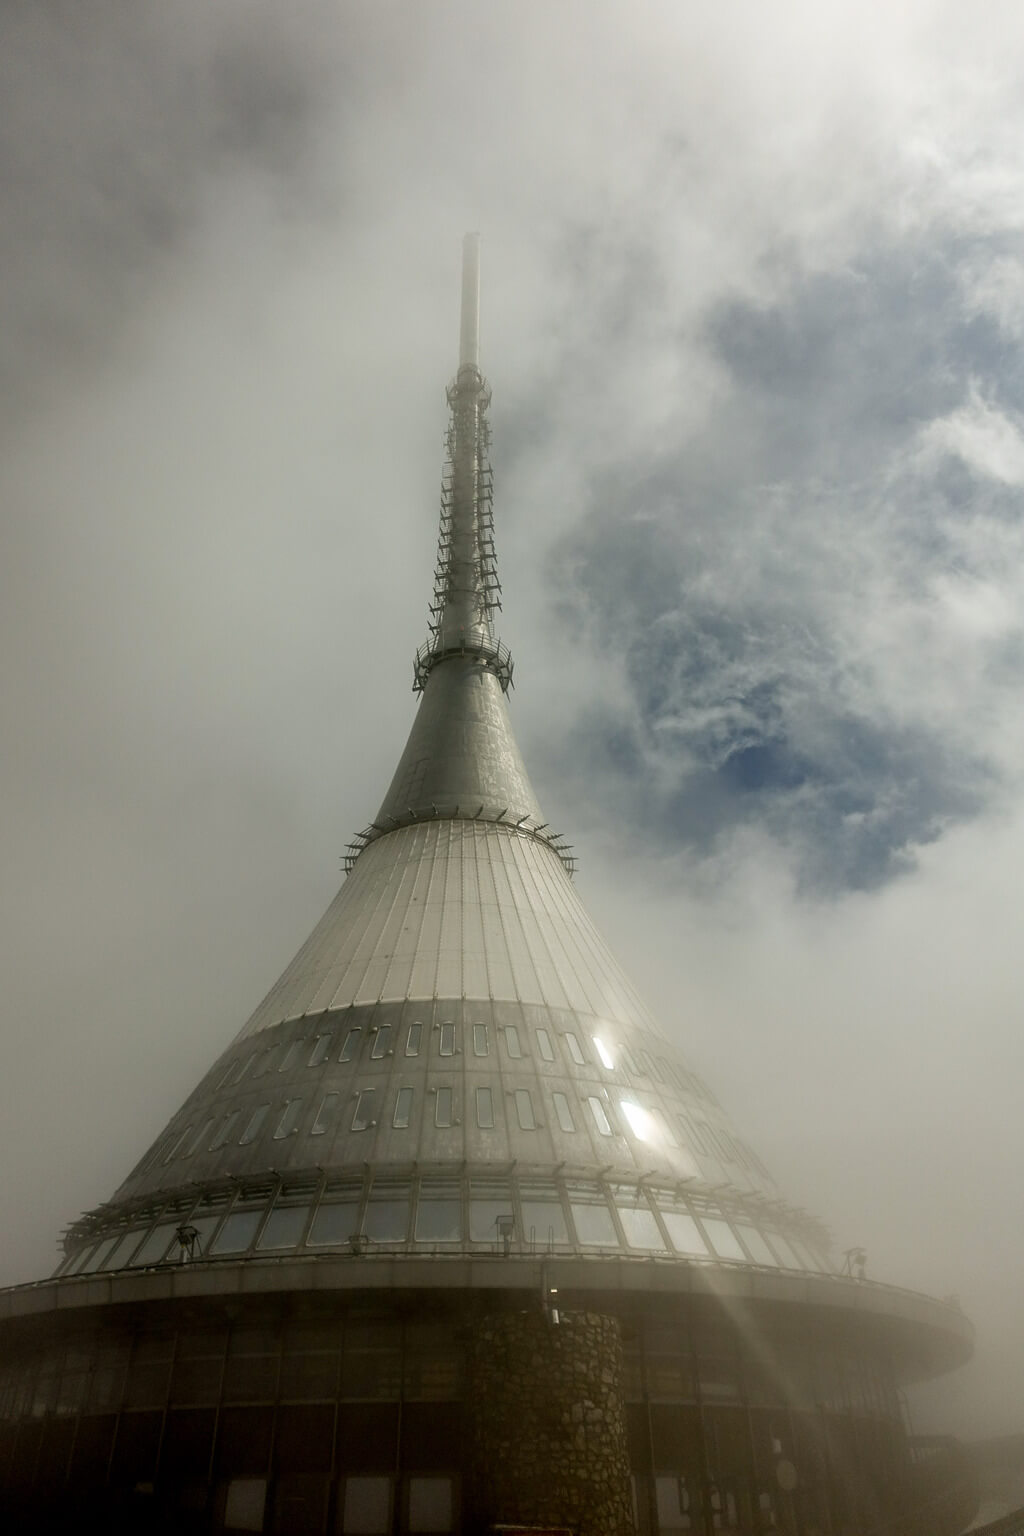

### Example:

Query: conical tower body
xmin=0 ymin=240 xmax=974 ymax=1536
xmin=90 ymin=234 xmax=793 ymax=1260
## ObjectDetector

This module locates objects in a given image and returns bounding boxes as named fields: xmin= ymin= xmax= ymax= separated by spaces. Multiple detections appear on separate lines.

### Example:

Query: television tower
xmin=0 ymin=238 xmax=974 ymax=1536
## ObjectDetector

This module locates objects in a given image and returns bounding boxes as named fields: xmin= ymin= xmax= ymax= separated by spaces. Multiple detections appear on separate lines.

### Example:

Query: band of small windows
xmin=57 ymin=1168 xmax=830 ymax=1279
xmin=153 ymin=1021 xmax=771 ymax=1184
xmin=160 ymin=1081 xmax=738 ymax=1159
xmin=215 ymin=1021 xmax=722 ymax=1107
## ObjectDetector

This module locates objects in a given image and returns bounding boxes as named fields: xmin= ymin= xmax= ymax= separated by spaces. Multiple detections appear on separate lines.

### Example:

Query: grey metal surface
xmin=376 ymin=664 xmax=541 ymax=829
xmin=108 ymin=984 xmax=774 ymax=1201
xmin=459 ymin=231 xmax=480 ymax=370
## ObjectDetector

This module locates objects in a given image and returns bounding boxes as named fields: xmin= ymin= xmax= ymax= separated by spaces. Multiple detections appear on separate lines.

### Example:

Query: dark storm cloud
xmin=540 ymin=236 xmax=1024 ymax=889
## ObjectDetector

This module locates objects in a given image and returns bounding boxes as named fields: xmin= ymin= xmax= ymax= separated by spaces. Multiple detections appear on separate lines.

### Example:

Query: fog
xmin=2 ymin=1 xmax=1022 ymax=1438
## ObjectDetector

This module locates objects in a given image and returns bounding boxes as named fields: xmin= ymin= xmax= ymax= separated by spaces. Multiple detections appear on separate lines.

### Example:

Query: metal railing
xmin=413 ymin=631 xmax=513 ymax=693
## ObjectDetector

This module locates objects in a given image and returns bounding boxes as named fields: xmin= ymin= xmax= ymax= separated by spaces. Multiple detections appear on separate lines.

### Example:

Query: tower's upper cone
xmin=58 ymin=238 xmax=832 ymax=1288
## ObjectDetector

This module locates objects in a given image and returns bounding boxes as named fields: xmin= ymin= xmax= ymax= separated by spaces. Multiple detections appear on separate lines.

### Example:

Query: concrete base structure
xmin=0 ymin=1254 xmax=974 ymax=1535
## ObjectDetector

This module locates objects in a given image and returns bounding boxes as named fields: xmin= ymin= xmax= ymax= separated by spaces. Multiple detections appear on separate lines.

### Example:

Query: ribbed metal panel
xmin=235 ymin=823 xmax=651 ymax=1035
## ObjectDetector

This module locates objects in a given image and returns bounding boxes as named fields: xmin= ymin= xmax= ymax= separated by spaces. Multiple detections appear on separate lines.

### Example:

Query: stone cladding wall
xmin=467 ymin=1307 xmax=635 ymax=1535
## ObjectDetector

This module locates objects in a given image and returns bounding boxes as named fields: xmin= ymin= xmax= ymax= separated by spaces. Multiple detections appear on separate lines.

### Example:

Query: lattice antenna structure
xmin=414 ymin=233 xmax=513 ymax=695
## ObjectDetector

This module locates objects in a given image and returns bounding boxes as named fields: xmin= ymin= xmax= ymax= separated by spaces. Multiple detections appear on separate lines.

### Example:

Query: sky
xmin=2 ymin=0 xmax=1023 ymax=1437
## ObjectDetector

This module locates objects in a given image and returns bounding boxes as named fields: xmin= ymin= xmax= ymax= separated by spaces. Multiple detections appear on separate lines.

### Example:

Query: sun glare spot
xmin=620 ymin=1100 xmax=653 ymax=1141
xmin=593 ymin=1037 xmax=615 ymax=1070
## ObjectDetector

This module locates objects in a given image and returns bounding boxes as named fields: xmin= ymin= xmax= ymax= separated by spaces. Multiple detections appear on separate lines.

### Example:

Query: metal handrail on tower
xmin=413 ymin=631 xmax=514 ymax=693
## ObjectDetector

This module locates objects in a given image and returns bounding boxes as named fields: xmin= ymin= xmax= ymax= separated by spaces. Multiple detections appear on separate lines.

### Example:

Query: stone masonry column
xmin=467 ymin=1309 xmax=635 ymax=1535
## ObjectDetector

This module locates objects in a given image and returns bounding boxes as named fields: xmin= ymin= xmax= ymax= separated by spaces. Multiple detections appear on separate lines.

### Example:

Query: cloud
xmin=919 ymin=383 xmax=1024 ymax=484
xmin=530 ymin=238 xmax=1024 ymax=891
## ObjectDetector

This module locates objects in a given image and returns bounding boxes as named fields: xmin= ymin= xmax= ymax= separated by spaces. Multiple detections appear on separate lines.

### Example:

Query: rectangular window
xmin=701 ymin=1217 xmax=747 ymax=1262
xmin=278 ymin=1039 xmax=305 ymax=1073
xmin=362 ymin=1195 xmax=409 ymax=1242
xmin=535 ymin=1028 xmax=555 ymax=1061
xmin=565 ymin=1032 xmax=586 ymax=1065
xmin=658 ymin=1058 xmax=680 ymax=1088
xmin=210 ymin=1111 xmax=242 ymax=1150
xmin=503 ymin=1025 xmax=522 ymax=1059
xmin=438 ymin=1022 xmax=456 ymax=1056
xmin=256 ymin=1205 xmax=309 ymax=1251
xmin=616 ymin=1202 xmax=666 ymax=1250
xmin=620 ymin=1100 xmax=654 ymax=1141
xmin=655 ymin=1474 xmax=693 ymax=1531
xmin=521 ymin=1197 xmax=569 ymax=1246
xmin=552 ymin=1092 xmax=576 ymax=1133
xmin=570 ymin=1201 xmax=619 ymax=1247
xmin=414 ymin=1195 xmax=461 ymax=1242
xmin=219 ymin=1051 xmax=257 ymax=1089
xmin=587 ymin=1096 xmax=613 ymax=1136
xmin=184 ymin=1118 xmax=215 ymax=1157
xmin=252 ymin=1045 xmax=280 ymax=1078
xmin=65 ymin=1243 xmax=99 ymax=1275
xmin=311 ymin=1094 xmax=340 ymax=1136
xmin=307 ymin=1034 xmax=333 ymax=1067
xmin=434 ymin=1087 xmax=453 ymax=1128
xmin=405 ymin=1022 xmax=422 ymax=1056
xmin=162 ymin=1126 xmax=193 ymax=1164
xmin=475 ymin=1087 xmax=494 ymax=1128
xmin=593 ymin=1036 xmax=615 ymax=1069
xmin=342 ymin=1475 xmax=392 ymax=1534
xmin=211 ymin=1210 xmax=263 ymax=1255
xmin=767 ymin=1233 xmax=804 ymax=1269
xmin=514 ymin=1089 xmax=536 ymax=1130
xmin=239 ymin=1104 xmax=270 ymax=1145
xmin=371 ymin=1024 xmax=392 ymax=1060
xmin=88 ymin=1234 xmax=122 ymax=1271
xmin=308 ymin=1202 xmax=360 ymax=1247
xmin=101 ymin=1229 xmax=146 ymax=1270
xmin=734 ymin=1224 xmax=778 ymax=1266
xmin=472 ymin=1023 xmax=489 ymax=1056
xmin=225 ymin=1479 xmax=267 ymax=1533
xmin=661 ymin=1209 xmax=709 ymax=1256
xmin=679 ymin=1114 xmax=710 ymax=1155
xmin=218 ymin=1058 xmax=241 ymax=1089
xmin=470 ymin=1196 xmax=514 ymax=1244
xmin=352 ymin=1090 xmax=378 ymax=1131
xmin=408 ymin=1475 xmax=453 ymax=1532
xmin=273 ymin=1100 xmax=303 ymax=1139
xmin=340 ymin=1029 xmax=361 ymax=1063
xmin=130 ymin=1222 xmax=180 ymax=1267
xmin=641 ymin=1051 xmax=664 ymax=1083
xmin=393 ymin=1087 xmax=413 ymax=1129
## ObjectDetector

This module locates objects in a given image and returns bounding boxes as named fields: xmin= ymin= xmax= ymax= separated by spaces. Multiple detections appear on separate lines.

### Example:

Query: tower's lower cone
xmin=0 ymin=241 xmax=974 ymax=1536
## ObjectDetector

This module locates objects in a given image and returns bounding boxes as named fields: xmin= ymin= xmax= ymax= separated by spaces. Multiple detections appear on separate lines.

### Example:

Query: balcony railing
xmin=413 ymin=632 xmax=513 ymax=693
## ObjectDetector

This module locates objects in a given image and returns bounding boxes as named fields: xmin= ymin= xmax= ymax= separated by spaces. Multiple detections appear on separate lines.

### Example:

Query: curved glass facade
xmin=55 ymin=1167 xmax=831 ymax=1279
xmin=0 ymin=1293 xmax=911 ymax=1535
